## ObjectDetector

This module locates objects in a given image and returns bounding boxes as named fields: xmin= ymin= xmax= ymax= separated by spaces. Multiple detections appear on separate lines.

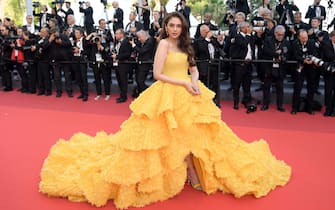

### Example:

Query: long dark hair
xmin=159 ymin=12 xmax=196 ymax=66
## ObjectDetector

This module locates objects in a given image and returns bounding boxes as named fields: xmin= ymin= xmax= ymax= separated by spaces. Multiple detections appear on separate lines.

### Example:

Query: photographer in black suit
xmin=305 ymin=0 xmax=326 ymax=29
xmin=291 ymin=29 xmax=319 ymax=114
xmin=33 ymin=4 xmax=52 ymax=28
xmin=229 ymin=21 xmax=255 ymax=110
xmin=193 ymin=24 xmax=220 ymax=104
xmin=0 ymin=26 xmax=14 ymax=91
xmin=261 ymin=25 xmax=291 ymax=112
xmin=22 ymin=15 xmax=40 ymax=38
xmin=177 ymin=0 xmax=191 ymax=28
xmin=79 ymin=1 xmax=94 ymax=34
xmin=276 ymin=0 xmax=299 ymax=26
xmin=112 ymin=29 xmax=132 ymax=103
xmin=131 ymin=30 xmax=155 ymax=96
xmin=48 ymin=28 xmax=73 ymax=98
xmin=320 ymin=31 xmax=335 ymax=116
xmin=194 ymin=12 xmax=218 ymax=39
xmin=111 ymin=1 xmax=124 ymax=33
xmin=22 ymin=31 xmax=38 ymax=94
xmin=236 ymin=0 xmax=250 ymax=16
xmin=31 ymin=27 xmax=52 ymax=96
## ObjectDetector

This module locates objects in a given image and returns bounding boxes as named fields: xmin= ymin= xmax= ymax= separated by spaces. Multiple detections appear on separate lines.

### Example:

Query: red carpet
xmin=1 ymin=90 xmax=335 ymax=210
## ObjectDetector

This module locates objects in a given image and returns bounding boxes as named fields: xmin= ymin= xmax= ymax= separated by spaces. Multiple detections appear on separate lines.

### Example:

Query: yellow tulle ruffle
xmin=39 ymin=80 xmax=291 ymax=209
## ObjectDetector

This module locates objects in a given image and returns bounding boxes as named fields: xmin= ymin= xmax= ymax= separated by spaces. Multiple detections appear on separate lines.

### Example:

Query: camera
xmin=32 ymin=1 xmax=40 ymax=7
xmin=306 ymin=55 xmax=324 ymax=66
xmin=78 ymin=1 xmax=85 ymax=5
xmin=125 ymin=32 xmax=138 ymax=42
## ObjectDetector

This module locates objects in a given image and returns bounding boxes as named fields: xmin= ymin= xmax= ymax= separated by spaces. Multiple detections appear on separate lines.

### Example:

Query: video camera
xmin=0 ymin=36 xmax=21 ymax=45
xmin=32 ymin=1 xmax=40 ymax=7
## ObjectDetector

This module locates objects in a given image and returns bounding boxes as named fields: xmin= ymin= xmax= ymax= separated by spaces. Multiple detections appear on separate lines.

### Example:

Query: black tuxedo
xmin=113 ymin=8 xmax=124 ymax=32
xmin=64 ymin=8 xmax=74 ymax=24
xmin=79 ymin=6 xmax=94 ymax=34
xmin=261 ymin=36 xmax=291 ymax=107
xmin=320 ymin=40 xmax=335 ymax=114
xmin=179 ymin=6 xmax=191 ymax=27
xmin=229 ymin=33 xmax=255 ymax=106
xmin=133 ymin=37 xmax=155 ymax=94
xmin=305 ymin=4 xmax=326 ymax=28
xmin=36 ymin=37 xmax=52 ymax=94
xmin=33 ymin=11 xmax=52 ymax=28
xmin=115 ymin=38 xmax=132 ymax=99
xmin=22 ymin=24 xmax=40 ymax=38
xmin=291 ymin=39 xmax=318 ymax=112
xmin=276 ymin=2 xmax=299 ymax=25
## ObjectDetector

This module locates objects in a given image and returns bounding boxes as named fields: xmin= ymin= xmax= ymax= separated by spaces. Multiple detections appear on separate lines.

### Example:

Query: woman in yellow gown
xmin=39 ymin=12 xmax=291 ymax=209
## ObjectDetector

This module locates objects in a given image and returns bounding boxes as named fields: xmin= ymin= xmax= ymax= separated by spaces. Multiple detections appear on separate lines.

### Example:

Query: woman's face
xmin=166 ymin=17 xmax=182 ymax=39
xmin=264 ymin=0 xmax=270 ymax=5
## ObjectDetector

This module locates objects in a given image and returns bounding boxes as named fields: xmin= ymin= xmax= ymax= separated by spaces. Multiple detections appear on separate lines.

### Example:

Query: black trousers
xmin=324 ymin=73 xmax=335 ymax=113
xmin=135 ymin=63 xmax=151 ymax=94
xmin=198 ymin=63 xmax=219 ymax=100
xmin=16 ymin=62 xmax=29 ymax=91
xmin=1 ymin=62 xmax=13 ymax=89
xmin=292 ymin=65 xmax=317 ymax=111
xmin=92 ymin=63 xmax=111 ymax=95
xmin=72 ymin=57 xmax=88 ymax=97
xmin=37 ymin=62 xmax=52 ymax=93
xmin=28 ymin=62 xmax=38 ymax=93
xmin=262 ymin=66 xmax=285 ymax=107
xmin=232 ymin=63 xmax=252 ymax=104
xmin=53 ymin=63 xmax=72 ymax=94
xmin=115 ymin=63 xmax=130 ymax=99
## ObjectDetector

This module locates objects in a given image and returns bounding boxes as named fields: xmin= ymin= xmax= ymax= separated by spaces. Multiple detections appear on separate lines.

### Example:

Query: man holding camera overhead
xmin=79 ymin=1 xmax=94 ymax=34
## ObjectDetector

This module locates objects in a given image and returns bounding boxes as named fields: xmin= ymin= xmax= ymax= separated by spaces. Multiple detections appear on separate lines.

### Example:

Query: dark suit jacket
xmin=193 ymin=37 xmax=220 ymax=75
xmin=194 ymin=22 xmax=218 ymax=39
xmin=113 ymin=8 xmax=124 ymax=32
xmin=305 ymin=5 xmax=326 ymax=26
xmin=276 ymin=2 xmax=299 ymax=25
xmin=179 ymin=6 xmax=191 ymax=27
xmin=33 ymin=11 xmax=52 ymax=28
xmin=133 ymin=37 xmax=155 ymax=62
xmin=125 ymin=21 xmax=144 ymax=32
xmin=320 ymin=39 xmax=335 ymax=62
xmin=236 ymin=0 xmax=250 ymax=15
xmin=116 ymin=38 xmax=132 ymax=61
xmin=229 ymin=33 xmax=255 ymax=60
xmin=292 ymin=39 xmax=318 ymax=64
xmin=80 ymin=6 xmax=94 ymax=25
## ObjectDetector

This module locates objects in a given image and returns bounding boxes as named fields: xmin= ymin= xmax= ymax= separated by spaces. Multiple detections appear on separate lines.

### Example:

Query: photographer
xmin=305 ymin=0 xmax=326 ymax=29
xmin=49 ymin=28 xmax=73 ymax=98
xmin=125 ymin=11 xmax=144 ymax=33
xmin=177 ymin=0 xmax=191 ymax=28
xmin=22 ymin=15 xmax=40 ymax=38
xmin=0 ymin=26 xmax=14 ymax=91
xmin=10 ymin=27 xmax=29 ymax=93
xmin=291 ymin=29 xmax=319 ymax=114
xmin=193 ymin=25 xmax=221 ymax=105
xmin=194 ymin=12 xmax=218 ymax=40
xmin=111 ymin=29 xmax=132 ymax=103
xmin=275 ymin=0 xmax=299 ymax=26
xmin=111 ymin=1 xmax=124 ymax=33
xmin=229 ymin=21 xmax=255 ymax=110
xmin=261 ymin=25 xmax=291 ymax=112
xmin=130 ymin=30 xmax=155 ymax=96
xmin=79 ymin=1 xmax=95 ymax=34
xmin=319 ymin=30 xmax=335 ymax=116
xmin=96 ymin=19 xmax=113 ymax=45
xmin=32 ymin=27 xmax=52 ymax=96
xmin=86 ymin=31 xmax=111 ymax=101
xmin=149 ymin=11 xmax=162 ymax=40
xmin=72 ymin=28 xmax=89 ymax=101
xmin=133 ymin=0 xmax=150 ymax=31
xmin=33 ymin=4 xmax=52 ymax=28
xmin=287 ymin=12 xmax=310 ymax=41
xmin=22 ymin=31 xmax=38 ymax=94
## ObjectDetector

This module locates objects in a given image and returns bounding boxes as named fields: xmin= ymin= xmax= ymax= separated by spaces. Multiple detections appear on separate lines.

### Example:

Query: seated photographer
xmin=86 ymin=31 xmax=111 ymax=101
xmin=130 ymin=30 xmax=155 ymax=96
xmin=291 ymin=29 xmax=319 ymax=114
xmin=261 ymin=25 xmax=290 ymax=112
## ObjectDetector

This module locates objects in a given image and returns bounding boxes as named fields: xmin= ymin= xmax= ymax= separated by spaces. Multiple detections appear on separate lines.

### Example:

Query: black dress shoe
xmin=324 ymin=111 xmax=332 ymax=117
xmin=233 ymin=103 xmax=239 ymax=110
xmin=277 ymin=107 xmax=286 ymax=112
xmin=56 ymin=92 xmax=62 ymax=97
xmin=67 ymin=92 xmax=73 ymax=98
xmin=82 ymin=96 xmax=88 ymax=101
xmin=261 ymin=104 xmax=269 ymax=111
xmin=306 ymin=110 xmax=315 ymax=115
xmin=45 ymin=92 xmax=52 ymax=96
xmin=3 ymin=87 xmax=13 ymax=92
xmin=291 ymin=109 xmax=297 ymax=115
xmin=331 ymin=111 xmax=335 ymax=117
xmin=77 ymin=95 xmax=83 ymax=99
xmin=37 ymin=91 xmax=44 ymax=96
xmin=116 ymin=97 xmax=127 ymax=103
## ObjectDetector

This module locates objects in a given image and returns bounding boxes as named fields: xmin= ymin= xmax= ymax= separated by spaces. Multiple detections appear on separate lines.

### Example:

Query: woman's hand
xmin=185 ymin=82 xmax=200 ymax=95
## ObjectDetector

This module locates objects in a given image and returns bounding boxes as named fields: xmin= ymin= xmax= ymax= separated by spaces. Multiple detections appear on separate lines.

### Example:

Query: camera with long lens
xmin=125 ymin=32 xmax=138 ymax=43
xmin=306 ymin=55 xmax=324 ymax=66
xmin=326 ymin=62 xmax=335 ymax=73
xmin=32 ymin=1 xmax=40 ymax=7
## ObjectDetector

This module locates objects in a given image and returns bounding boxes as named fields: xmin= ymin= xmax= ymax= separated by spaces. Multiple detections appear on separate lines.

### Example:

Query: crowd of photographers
xmin=1 ymin=0 xmax=335 ymax=116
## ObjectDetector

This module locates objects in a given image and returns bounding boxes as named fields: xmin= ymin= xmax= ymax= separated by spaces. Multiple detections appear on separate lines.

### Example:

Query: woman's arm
xmin=153 ymin=39 xmax=199 ymax=95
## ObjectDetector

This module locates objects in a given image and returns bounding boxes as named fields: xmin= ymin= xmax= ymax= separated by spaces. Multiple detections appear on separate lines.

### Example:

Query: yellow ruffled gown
xmin=39 ymin=52 xmax=291 ymax=209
